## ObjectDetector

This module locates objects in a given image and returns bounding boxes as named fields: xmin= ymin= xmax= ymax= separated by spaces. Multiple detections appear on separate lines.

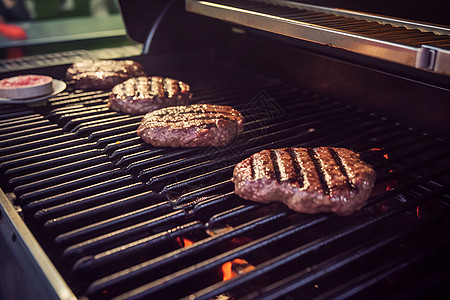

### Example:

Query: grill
xmin=1 ymin=0 xmax=450 ymax=299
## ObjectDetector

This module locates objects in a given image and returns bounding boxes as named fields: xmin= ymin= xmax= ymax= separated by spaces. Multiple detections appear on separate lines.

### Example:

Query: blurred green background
xmin=0 ymin=0 xmax=142 ymax=60
xmin=21 ymin=0 xmax=119 ymax=20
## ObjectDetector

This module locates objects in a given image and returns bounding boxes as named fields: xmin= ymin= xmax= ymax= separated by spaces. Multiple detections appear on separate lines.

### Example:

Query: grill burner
xmin=0 ymin=58 xmax=449 ymax=300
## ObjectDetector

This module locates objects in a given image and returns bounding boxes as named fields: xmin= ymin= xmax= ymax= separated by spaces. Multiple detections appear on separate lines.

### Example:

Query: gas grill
xmin=1 ymin=0 xmax=449 ymax=299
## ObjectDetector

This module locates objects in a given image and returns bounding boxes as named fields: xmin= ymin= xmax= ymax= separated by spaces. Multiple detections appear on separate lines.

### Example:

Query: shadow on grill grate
xmin=0 ymin=62 xmax=449 ymax=300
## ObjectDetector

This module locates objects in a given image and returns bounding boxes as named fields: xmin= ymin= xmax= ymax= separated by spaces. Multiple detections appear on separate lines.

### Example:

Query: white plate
xmin=0 ymin=79 xmax=67 ymax=104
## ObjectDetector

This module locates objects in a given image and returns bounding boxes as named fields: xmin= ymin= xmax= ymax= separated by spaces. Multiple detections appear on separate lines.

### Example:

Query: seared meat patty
xmin=232 ymin=147 xmax=376 ymax=216
xmin=137 ymin=104 xmax=244 ymax=147
xmin=109 ymin=76 xmax=192 ymax=115
xmin=66 ymin=60 xmax=146 ymax=90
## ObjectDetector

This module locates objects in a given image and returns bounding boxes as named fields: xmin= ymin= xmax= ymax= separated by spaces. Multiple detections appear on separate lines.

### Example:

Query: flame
xmin=175 ymin=237 xmax=193 ymax=248
xmin=383 ymin=154 xmax=389 ymax=159
xmin=222 ymin=261 xmax=234 ymax=281
xmin=221 ymin=258 xmax=255 ymax=281
xmin=416 ymin=206 xmax=422 ymax=219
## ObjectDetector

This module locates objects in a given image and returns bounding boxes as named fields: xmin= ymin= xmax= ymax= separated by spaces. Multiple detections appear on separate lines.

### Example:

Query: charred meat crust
xmin=66 ymin=60 xmax=146 ymax=90
xmin=137 ymin=104 xmax=244 ymax=147
xmin=232 ymin=147 xmax=376 ymax=216
xmin=108 ymin=76 xmax=192 ymax=115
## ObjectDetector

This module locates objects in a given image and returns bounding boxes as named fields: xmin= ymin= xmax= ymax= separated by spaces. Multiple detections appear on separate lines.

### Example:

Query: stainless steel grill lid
xmin=186 ymin=0 xmax=450 ymax=75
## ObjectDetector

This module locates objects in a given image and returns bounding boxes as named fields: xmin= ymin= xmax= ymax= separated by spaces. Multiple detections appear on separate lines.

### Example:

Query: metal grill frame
xmin=186 ymin=0 xmax=450 ymax=75
xmin=1 ymin=53 xmax=449 ymax=299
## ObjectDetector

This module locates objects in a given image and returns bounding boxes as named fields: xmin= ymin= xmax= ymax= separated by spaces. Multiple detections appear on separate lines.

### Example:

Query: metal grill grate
xmin=0 ymin=50 xmax=96 ymax=73
xmin=0 ymin=62 xmax=449 ymax=299
xmin=0 ymin=45 xmax=143 ymax=73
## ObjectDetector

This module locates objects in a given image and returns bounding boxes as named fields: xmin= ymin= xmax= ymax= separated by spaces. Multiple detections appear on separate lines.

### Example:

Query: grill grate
xmin=0 ymin=61 xmax=449 ymax=299
xmin=0 ymin=45 xmax=143 ymax=73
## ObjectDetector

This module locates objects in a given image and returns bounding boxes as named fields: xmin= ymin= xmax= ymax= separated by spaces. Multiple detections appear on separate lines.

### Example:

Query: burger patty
xmin=232 ymin=147 xmax=376 ymax=216
xmin=137 ymin=104 xmax=244 ymax=147
xmin=109 ymin=76 xmax=192 ymax=115
xmin=66 ymin=60 xmax=146 ymax=90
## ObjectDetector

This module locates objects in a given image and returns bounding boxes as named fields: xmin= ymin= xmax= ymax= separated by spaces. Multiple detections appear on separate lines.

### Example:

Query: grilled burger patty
xmin=66 ymin=60 xmax=146 ymax=90
xmin=232 ymin=147 xmax=376 ymax=216
xmin=109 ymin=76 xmax=192 ymax=115
xmin=137 ymin=104 xmax=244 ymax=147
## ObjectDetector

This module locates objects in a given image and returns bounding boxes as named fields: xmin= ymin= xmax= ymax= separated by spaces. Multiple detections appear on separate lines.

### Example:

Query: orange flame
xmin=416 ymin=206 xmax=422 ymax=219
xmin=383 ymin=154 xmax=389 ymax=159
xmin=175 ymin=237 xmax=193 ymax=248
xmin=222 ymin=261 xmax=234 ymax=281
xmin=221 ymin=258 xmax=255 ymax=281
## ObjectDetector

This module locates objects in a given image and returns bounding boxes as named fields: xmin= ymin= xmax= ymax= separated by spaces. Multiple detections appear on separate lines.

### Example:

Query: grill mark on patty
xmin=138 ymin=104 xmax=244 ymax=147
xmin=329 ymin=148 xmax=357 ymax=191
xmin=68 ymin=60 xmax=145 ymax=78
xmin=250 ymin=156 xmax=256 ymax=180
xmin=270 ymin=150 xmax=282 ymax=183
xmin=112 ymin=77 xmax=189 ymax=101
xmin=286 ymin=148 xmax=304 ymax=188
xmin=159 ymin=114 xmax=234 ymax=123
xmin=157 ymin=110 xmax=237 ymax=119
xmin=307 ymin=148 xmax=331 ymax=195
xmin=151 ymin=106 xmax=237 ymax=117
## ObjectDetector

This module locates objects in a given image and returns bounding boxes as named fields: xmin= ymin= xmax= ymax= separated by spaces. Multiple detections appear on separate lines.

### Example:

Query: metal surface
xmin=142 ymin=0 xmax=177 ymax=54
xmin=0 ymin=45 xmax=142 ymax=73
xmin=0 ymin=57 xmax=449 ymax=299
xmin=0 ymin=190 xmax=76 ymax=300
xmin=257 ymin=0 xmax=450 ymax=35
xmin=186 ymin=0 xmax=450 ymax=75
xmin=0 ymin=2 xmax=448 ymax=299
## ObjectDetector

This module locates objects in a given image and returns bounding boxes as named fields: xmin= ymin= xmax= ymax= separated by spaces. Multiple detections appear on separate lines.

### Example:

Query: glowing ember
xmin=206 ymin=226 xmax=256 ymax=282
xmin=385 ymin=180 xmax=397 ymax=191
xmin=363 ymin=148 xmax=389 ymax=160
xmin=416 ymin=206 xmax=422 ymax=219
xmin=175 ymin=237 xmax=194 ymax=248
xmin=222 ymin=261 xmax=234 ymax=281
xmin=221 ymin=258 xmax=255 ymax=281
